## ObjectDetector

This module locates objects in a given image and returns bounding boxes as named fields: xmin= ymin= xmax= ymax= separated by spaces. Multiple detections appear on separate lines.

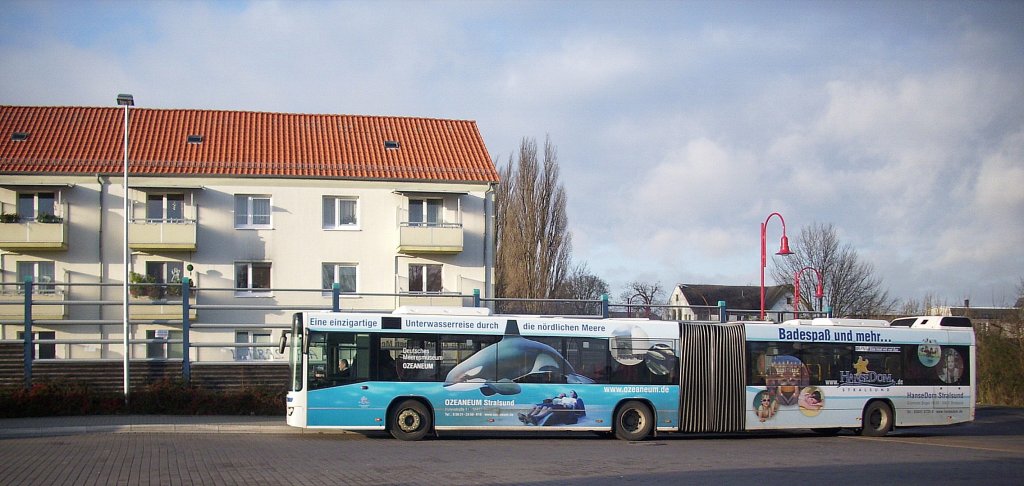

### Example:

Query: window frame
xmin=144 ymin=260 xmax=185 ymax=299
xmin=321 ymin=263 xmax=358 ymax=294
xmin=234 ymin=194 xmax=272 ymax=229
xmin=17 ymin=260 xmax=56 ymax=294
xmin=145 ymin=329 xmax=184 ymax=360
xmin=17 ymin=331 xmax=56 ymax=359
xmin=17 ymin=192 xmax=57 ymax=222
xmin=235 ymin=261 xmax=272 ymax=296
xmin=408 ymin=263 xmax=443 ymax=293
xmin=146 ymin=193 xmax=186 ymax=223
xmin=408 ymin=198 xmax=443 ymax=227
xmin=235 ymin=330 xmax=274 ymax=361
xmin=322 ymin=196 xmax=360 ymax=230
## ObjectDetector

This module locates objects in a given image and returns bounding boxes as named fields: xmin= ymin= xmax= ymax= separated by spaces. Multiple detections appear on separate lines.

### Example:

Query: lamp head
xmin=776 ymin=235 xmax=793 ymax=256
xmin=116 ymin=94 xmax=135 ymax=106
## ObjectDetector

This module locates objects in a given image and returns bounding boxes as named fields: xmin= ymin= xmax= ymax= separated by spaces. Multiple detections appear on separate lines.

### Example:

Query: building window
xmin=17 ymin=261 xmax=55 ymax=293
xmin=17 ymin=331 xmax=56 ymax=359
xmin=408 ymin=198 xmax=442 ymax=226
xmin=409 ymin=263 xmax=442 ymax=293
xmin=235 ymin=262 xmax=271 ymax=295
xmin=322 ymin=197 xmax=358 ymax=229
xmin=147 ymin=194 xmax=185 ymax=223
xmin=146 ymin=330 xmax=183 ymax=359
xmin=235 ymin=331 xmax=273 ymax=361
xmin=234 ymin=195 xmax=271 ymax=228
xmin=145 ymin=261 xmax=185 ymax=298
xmin=322 ymin=263 xmax=357 ymax=293
xmin=17 ymin=192 xmax=56 ymax=222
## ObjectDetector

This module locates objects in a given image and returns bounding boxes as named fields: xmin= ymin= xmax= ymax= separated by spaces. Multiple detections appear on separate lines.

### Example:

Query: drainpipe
xmin=96 ymin=175 xmax=105 ymax=284
xmin=484 ymin=182 xmax=496 ymax=302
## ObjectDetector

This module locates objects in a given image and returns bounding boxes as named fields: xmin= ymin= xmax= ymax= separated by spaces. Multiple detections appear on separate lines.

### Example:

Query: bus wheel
xmin=860 ymin=401 xmax=893 ymax=437
xmin=614 ymin=401 xmax=653 ymax=441
xmin=390 ymin=399 xmax=431 ymax=441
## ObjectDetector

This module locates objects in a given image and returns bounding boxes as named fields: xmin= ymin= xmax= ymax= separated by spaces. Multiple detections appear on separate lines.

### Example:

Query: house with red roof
xmin=0 ymin=103 xmax=498 ymax=369
xmin=668 ymin=284 xmax=794 ymax=321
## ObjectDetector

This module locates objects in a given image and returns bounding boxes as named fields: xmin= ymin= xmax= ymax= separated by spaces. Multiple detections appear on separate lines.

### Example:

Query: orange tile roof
xmin=0 ymin=106 xmax=498 ymax=183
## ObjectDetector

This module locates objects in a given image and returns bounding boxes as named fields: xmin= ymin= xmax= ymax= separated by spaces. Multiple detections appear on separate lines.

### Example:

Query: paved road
xmin=1 ymin=407 xmax=1022 ymax=485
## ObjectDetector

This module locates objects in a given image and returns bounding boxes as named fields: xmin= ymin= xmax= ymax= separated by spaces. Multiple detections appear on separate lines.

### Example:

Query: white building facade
xmin=0 ymin=106 xmax=499 ymax=366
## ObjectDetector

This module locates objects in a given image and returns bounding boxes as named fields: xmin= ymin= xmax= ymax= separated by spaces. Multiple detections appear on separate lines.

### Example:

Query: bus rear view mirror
xmin=279 ymin=332 xmax=288 ymax=355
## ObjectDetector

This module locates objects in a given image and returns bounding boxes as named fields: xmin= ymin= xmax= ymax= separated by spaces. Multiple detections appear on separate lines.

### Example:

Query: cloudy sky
xmin=2 ymin=0 xmax=1022 ymax=307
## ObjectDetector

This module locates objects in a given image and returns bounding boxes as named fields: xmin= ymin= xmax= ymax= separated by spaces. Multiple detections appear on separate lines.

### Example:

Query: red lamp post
xmin=761 ymin=212 xmax=793 ymax=320
xmin=794 ymin=266 xmax=824 ymax=316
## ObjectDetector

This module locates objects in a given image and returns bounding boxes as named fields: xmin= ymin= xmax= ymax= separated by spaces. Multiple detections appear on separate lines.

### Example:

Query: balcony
xmin=0 ymin=290 xmax=67 ymax=319
xmin=397 ymin=223 xmax=463 ymax=254
xmin=397 ymin=293 xmax=467 ymax=308
xmin=128 ymin=220 xmax=197 ymax=251
xmin=128 ymin=279 xmax=198 ymax=320
xmin=0 ymin=218 xmax=68 ymax=250
xmin=129 ymin=296 xmax=198 ymax=320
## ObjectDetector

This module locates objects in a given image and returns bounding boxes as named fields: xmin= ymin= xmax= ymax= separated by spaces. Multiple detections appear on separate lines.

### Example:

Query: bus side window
xmin=327 ymin=333 xmax=371 ymax=384
xmin=746 ymin=342 xmax=769 ymax=386
xmin=800 ymin=344 xmax=833 ymax=385
xmin=566 ymin=338 xmax=609 ymax=384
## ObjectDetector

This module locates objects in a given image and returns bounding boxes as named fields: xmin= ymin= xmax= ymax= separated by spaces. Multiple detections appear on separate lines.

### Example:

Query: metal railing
xmin=3 ymin=280 xmax=831 ymax=393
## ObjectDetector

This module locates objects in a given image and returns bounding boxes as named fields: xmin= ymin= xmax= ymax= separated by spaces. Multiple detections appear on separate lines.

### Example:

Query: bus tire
xmin=614 ymin=401 xmax=653 ymax=441
xmin=390 ymin=399 xmax=432 ymax=441
xmin=860 ymin=401 xmax=893 ymax=437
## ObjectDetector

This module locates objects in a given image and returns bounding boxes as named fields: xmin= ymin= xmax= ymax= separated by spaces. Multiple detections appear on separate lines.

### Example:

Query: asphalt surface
xmin=1 ymin=407 xmax=1022 ymax=485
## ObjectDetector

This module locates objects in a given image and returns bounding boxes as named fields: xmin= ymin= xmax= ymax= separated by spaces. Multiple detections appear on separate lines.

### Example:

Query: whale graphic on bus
xmin=443 ymin=320 xmax=595 ymax=396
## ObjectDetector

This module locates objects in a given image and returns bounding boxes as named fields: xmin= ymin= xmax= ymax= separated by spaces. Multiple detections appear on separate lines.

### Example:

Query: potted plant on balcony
xmin=36 ymin=213 xmax=63 ymax=224
xmin=165 ymin=277 xmax=193 ymax=297
xmin=0 ymin=213 xmax=19 ymax=223
xmin=129 ymin=271 xmax=160 ymax=299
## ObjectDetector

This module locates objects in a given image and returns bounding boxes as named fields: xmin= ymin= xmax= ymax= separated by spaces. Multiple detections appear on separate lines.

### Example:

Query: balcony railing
xmin=0 ymin=205 xmax=68 ymax=250
xmin=397 ymin=222 xmax=463 ymax=253
xmin=0 ymin=288 xmax=66 ymax=319
xmin=128 ymin=218 xmax=198 ymax=250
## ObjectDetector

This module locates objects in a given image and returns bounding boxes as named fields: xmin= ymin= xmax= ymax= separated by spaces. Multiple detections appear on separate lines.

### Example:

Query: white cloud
xmin=3 ymin=1 xmax=1023 ymax=304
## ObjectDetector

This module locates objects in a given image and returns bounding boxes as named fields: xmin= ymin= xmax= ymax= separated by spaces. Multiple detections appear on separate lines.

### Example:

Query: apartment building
xmin=0 ymin=104 xmax=499 ymax=366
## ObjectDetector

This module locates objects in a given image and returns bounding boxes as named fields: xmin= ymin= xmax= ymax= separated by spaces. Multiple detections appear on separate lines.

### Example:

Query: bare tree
xmin=495 ymin=136 xmax=572 ymax=302
xmin=555 ymin=262 xmax=610 ymax=315
xmin=618 ymin=280 xmax=666 ymax=319
xmin=770 ymin=222 xmax=897 ymax=317
xmin=1017 ymin=277 xmax=1024 ymax=308
xmin=559 ymin=262 xmax=609 ymax=301
xmin=898 ymin=292 xmax=945 ymax=316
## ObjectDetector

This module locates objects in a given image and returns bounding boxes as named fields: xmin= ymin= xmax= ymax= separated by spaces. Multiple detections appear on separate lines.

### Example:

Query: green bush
xmin=0 ymin=380 xmax=285 ymax=418
xmin=976 ymin=327 xmax=1024 ymax=407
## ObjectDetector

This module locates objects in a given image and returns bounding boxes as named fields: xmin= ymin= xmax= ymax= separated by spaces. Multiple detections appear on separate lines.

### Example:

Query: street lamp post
xmin=794 ymin=266 xmax=824 ymax=316
xmin=626 ymin=293 xmax=651 ymax=319
xmin=760 ymin=212 xmax=793 ymax=320
xmin=117 ymin=93 xmax=134 ymax=403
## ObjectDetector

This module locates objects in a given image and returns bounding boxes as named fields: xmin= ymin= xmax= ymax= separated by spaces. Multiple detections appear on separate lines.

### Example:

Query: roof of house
xmin=674 ymin=284 xmax=792 ymax=310
xmin=0 ymin=105 xmax=498 ymax=183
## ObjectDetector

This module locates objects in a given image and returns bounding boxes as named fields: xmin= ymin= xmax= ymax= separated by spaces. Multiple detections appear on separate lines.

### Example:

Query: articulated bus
xmin=282 ymin=308 xmax=974 ymax=440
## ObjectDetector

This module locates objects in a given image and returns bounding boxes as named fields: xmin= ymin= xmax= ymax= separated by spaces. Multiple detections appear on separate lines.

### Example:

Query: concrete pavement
xmin=0 ymin=414 xmax=352 ymax=438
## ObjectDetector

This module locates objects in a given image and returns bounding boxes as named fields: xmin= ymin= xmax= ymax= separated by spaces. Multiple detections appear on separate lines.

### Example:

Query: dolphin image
xmin=443 ymin=320 xmax=595 ymax=396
